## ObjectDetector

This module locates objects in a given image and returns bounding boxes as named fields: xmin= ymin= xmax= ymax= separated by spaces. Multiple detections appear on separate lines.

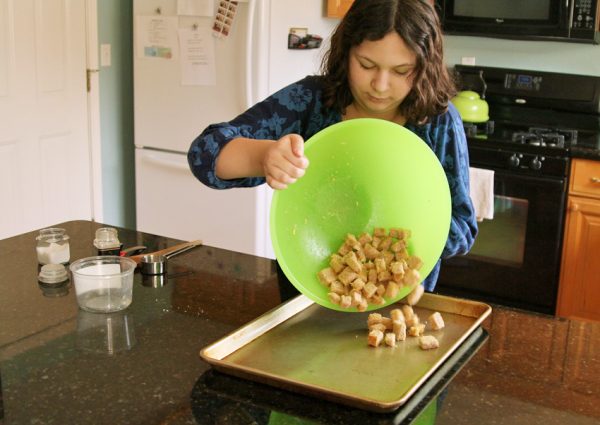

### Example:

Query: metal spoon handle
xmin=164 ymin=241 xmax=201 ymax=259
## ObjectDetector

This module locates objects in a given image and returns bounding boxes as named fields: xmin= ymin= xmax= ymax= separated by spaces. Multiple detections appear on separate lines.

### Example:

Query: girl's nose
xmin=371 ymin=70 xmax=389 ymax=93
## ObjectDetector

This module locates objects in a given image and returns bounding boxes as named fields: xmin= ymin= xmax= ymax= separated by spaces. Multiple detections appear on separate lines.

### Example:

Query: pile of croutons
xmin=367 ymin=303 xmax=445 ymax=350
xmin=317 ymin=227 xmax=423 ymax=311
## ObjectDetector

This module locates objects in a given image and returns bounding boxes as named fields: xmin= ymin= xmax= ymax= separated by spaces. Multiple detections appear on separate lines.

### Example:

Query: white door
xmin=0 ymin=0 xmax=93 ymax=240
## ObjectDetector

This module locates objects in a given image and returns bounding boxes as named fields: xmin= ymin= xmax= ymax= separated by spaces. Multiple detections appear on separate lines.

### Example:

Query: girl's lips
xmin=367 ymin=93 xmax=388 ymax=103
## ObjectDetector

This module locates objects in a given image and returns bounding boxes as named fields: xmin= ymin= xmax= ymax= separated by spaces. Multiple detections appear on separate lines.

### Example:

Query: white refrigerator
xmin=133 ymin=0 xmax=338 ymax=258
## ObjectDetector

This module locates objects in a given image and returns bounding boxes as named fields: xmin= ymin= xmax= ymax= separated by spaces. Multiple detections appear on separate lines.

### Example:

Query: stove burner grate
xmin=464 ymin=120 xmax=495 ymax=138
xmin=510 ymin=127 xmax=577 ymax=149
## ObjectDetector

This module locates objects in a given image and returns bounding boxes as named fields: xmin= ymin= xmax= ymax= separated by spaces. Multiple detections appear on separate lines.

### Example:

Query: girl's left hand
xmin=262 ymin=133 xmax=309 ymax=190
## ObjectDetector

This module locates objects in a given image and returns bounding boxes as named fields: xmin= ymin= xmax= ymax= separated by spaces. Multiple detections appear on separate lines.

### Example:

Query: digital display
xmin=505 ymin=73 xmax=542 ymax=91
xmin=517 ymin=75 xmax=533 ymax=89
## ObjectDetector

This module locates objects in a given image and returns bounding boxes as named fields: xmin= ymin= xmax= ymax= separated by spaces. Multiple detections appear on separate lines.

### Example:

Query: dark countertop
xmin=1 ymin=220 xmax=599 ymax=425
xmin=571 ymin=143 xmax=600 ymax=161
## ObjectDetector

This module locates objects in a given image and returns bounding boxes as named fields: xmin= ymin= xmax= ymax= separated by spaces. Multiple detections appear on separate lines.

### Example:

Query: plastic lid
xmin=93 ymin=227 xmax=120 ymax=249
xmin=38 ymin=263 xmax=69 ymax=284
xmin=36 ymin=227 xmax=69 ymax=243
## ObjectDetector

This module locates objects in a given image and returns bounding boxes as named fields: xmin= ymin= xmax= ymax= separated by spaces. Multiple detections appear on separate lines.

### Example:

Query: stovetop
xmin=454 ymin=65 xmax=600 ymax=160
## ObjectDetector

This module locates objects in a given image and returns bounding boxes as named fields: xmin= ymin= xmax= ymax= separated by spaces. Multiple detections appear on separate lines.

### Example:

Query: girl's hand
xmin=262 ymin=134 xmax=309 ymax=190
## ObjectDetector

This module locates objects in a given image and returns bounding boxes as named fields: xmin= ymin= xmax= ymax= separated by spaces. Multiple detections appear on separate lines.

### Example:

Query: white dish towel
xmin=469 ymin=167 xmax=495 ymax=222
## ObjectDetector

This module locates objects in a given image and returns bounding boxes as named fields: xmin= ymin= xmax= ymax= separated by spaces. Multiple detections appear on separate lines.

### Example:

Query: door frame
xmin=85 ymin=0 xmax=103 ymax=223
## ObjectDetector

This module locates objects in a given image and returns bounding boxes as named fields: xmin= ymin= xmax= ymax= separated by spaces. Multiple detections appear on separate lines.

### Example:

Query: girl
xmin=188 ymin=0 xmax=477 ymax=291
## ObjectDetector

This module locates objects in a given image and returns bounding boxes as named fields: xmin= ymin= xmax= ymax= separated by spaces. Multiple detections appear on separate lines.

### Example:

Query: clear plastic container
xmin=93 ymin=227 xmax=122 ymax=255
xmin=70 ymin=256 xmax=136 ymax=313
xmin=36 ymin=228 xmax=70 ymax=265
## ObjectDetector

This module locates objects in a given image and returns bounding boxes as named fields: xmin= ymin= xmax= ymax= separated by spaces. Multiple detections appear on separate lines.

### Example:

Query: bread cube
xmin=364 ymin=243 xmax=380 ymax=260
xmin=329 ymin=254 xmax=345 ymax=274
xmin=419 ymin=335 xmax=439 ymax=350
xmin=373 ymin=227 xmax=386 ymax=238
xmin=369 ymin=323 xmax=387 ymax=333
xmin=363 ymin=282 xmax=378 ymax=298
xmin=385 ymin=282 xmax=400 ymax=298
xmin=406 ymin=283 xmax=424 ymax=306
xmin=428 ymin=312 xmax=445 ymax=330
xmin=338 ymin=267 xmax=357 ymax=285
xmin=403 ymin=269 xmax=421 ymax=288
xmin=407 ymin=255 xmax=424 ymax=270
xmin=393 ymin=320 xmax=407 ymax=341
xmin=368 ymin=330 xmax=384 ymax=347
xmin=344 ymin=251 xmax=362 ymax=274
xmin=350 ymin=277 xmax=366 ymax=291
xmin=406 ymin=313 xmax=420 ymax=328
xmin=390 ymin=308 xmax=405 ymax=323
xmin=328 ymin=292 xmax=341 ymax=304
xmin=330 ymin=280 xmax=345 ymax=295
xmin=317 ymin=267 xmax=336 ymax=286
xmin=367 ymin=313 xmax=383 ymax=326
xmin=408 ymin=323 xmax=426 ymax=337
xmin=401 ymin=304 xmax=414 ymax=321
xmin=384 ymin=332 xmax=396 ymax=347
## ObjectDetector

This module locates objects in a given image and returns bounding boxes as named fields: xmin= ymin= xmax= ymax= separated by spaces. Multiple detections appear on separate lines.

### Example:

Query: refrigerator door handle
xmin=244 ymin=0 xmax=257 ymax=109
xmin=140 ymin=150 xmax=190 ymax=173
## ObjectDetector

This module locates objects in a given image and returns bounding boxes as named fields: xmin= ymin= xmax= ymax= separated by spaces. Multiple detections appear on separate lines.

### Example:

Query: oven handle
xmin=489 ymin=169 xmax=567 ymax=187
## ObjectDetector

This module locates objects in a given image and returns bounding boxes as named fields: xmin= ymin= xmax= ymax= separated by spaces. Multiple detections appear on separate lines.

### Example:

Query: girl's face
xmin=347 ymin=32 xmax=417 ymax=122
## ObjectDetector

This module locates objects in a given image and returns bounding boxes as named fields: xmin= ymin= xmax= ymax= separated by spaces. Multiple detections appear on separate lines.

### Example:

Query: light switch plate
xmin=100 ymin=44 xmax=111 ymax=67
xmin=461 ymin=56 xmax=476 ymax=66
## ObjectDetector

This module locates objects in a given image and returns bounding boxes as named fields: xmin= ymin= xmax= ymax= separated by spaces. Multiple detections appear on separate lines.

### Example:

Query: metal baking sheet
xmin=199 ymin=293 xmax=491 ymax=413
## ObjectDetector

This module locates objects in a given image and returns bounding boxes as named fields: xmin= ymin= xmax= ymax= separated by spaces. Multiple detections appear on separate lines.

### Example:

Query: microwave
xmin=436 ymin=0 xmax=600 ymax=44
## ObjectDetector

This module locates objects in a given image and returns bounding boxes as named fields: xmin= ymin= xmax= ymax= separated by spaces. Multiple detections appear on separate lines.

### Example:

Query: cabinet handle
xmin=592 ymin=177 xmax=600 ymax=184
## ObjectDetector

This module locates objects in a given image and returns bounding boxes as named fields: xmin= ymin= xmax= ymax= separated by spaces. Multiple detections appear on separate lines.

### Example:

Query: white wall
xmin=444 ymin=35 xmax=600 ymax=76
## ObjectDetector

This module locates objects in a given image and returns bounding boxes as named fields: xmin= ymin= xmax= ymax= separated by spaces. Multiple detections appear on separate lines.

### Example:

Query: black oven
xmin=436 ymin=65 xmax=600 ymax=315
xmin=438 ymin=150 xmax=568 ymax=314
xmin=436 ymin=0 xmax=600 ymax=44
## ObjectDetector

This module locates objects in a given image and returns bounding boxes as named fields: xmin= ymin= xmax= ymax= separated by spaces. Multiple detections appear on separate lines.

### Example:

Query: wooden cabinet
xmin=326 ymin=0 xmax=354 ymax=18
xmin=326 ymin=0 xmax=435 ymax=18
xmin=557 ymin=158 xmax=600 ymax=321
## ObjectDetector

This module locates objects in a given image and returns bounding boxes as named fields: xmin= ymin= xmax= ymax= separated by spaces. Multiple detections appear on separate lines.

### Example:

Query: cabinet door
xmin=557 ymin=196 xmax=600 ymax=321
xmin=326 ymin=0 xmax=435 ymax=18
xmin=326 ymin=0 xmax=354 ymax=18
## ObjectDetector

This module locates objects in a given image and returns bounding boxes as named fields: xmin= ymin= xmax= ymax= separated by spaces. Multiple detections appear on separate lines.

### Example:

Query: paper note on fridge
xmin=136 ymin=16 xmax=178 ymax=60
xmin=177 ymin=0 xmax=214 ymax=16
xmin=178 ymin=27 xmax=216 ymax=86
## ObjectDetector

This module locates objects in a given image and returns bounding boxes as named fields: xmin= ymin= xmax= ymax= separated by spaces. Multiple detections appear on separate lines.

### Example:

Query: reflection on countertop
xmin=437 ymin=307 xmax=600 ymax=424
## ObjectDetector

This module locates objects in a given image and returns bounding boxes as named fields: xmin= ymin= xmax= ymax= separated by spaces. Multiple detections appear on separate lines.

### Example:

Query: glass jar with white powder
xmin=36 ymin=228 xmax=71 ymax=265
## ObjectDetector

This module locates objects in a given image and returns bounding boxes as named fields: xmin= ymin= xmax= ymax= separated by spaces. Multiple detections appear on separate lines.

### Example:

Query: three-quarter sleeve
xmin=188 ymin=76 xmax=339 ymax=190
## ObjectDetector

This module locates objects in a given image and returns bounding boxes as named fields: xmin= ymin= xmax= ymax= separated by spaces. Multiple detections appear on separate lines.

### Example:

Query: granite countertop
xmin=1 ymin=220 xmax=599 ymax=425
xmin=571 ymin=140 xmax=600 ymax=161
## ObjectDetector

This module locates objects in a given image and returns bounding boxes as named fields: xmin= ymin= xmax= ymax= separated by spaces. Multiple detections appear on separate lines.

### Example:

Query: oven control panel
xmin=468 ymin=145 xmax=569 ymax=178
xmin=508 ymin=153 xmax=545 ymax=171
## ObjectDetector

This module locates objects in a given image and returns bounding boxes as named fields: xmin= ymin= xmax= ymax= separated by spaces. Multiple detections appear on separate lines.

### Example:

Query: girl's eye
xmin=359 ymin=62 xmax=375 ymax=70
xmin=395 ymin=67 xmax=414 ymax=76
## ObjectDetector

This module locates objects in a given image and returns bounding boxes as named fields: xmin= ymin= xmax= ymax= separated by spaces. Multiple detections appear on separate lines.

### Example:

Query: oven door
xmin=436 ymin=170 xmax=567 ymax=314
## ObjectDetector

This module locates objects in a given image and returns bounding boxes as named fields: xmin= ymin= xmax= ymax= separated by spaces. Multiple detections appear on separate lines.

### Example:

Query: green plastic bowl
xmin=270 ymin=118 xmax=451 ymax=311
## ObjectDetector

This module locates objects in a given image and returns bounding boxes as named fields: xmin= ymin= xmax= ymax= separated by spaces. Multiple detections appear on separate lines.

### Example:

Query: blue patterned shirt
xmin=188 ymin=76 xmax=477 ymax=291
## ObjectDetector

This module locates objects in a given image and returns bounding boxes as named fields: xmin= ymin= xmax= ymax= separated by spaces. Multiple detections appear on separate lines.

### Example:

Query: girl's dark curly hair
xmin=320 ymin=0 xmax=455 ymax=124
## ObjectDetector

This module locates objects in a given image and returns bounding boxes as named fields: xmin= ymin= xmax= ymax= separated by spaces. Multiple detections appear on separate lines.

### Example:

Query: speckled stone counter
xmin=571 ymin=141 xmax=600 ymax=161
xmin=1 ymin=221 xmax=599 ymax=425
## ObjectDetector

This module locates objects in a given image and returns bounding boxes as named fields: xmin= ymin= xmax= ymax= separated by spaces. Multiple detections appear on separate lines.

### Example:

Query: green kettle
xmin=451 ymin=70 xmax=489 ymax=123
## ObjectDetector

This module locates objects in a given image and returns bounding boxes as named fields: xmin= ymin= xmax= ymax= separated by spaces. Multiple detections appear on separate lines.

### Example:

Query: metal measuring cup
xmin=131 ymin=240 xmax=203 ymax=275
